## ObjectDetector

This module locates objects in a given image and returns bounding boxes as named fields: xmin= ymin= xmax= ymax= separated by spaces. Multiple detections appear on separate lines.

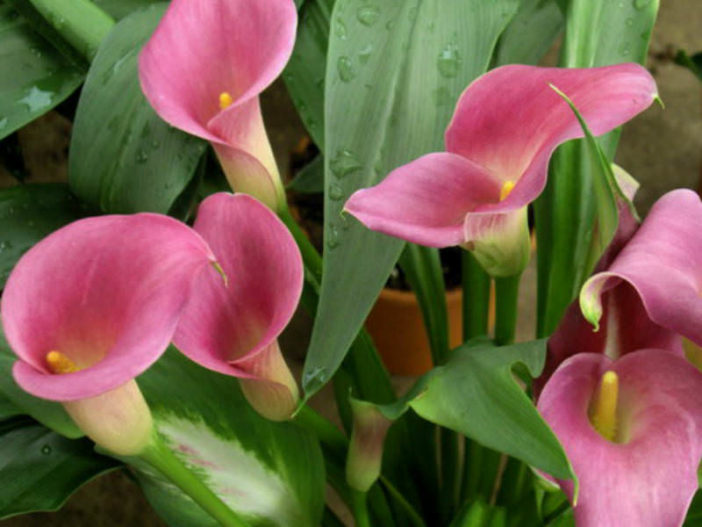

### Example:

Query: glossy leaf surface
xmin=134 ymin=348 xmax=325 ymax=527
xmin=69 ymin=3 xmax=207 ymax=215
xmin=0 ymin=417 xmax=118 ymax=519
xmin=0 ymin=2 xmax=84 ymax=141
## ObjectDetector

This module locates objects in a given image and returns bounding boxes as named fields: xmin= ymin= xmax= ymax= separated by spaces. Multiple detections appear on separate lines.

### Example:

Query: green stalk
xmin=493 ymin=273 xmax=521 ymax=346
xmin=278 ymin=205 xmax=324 ymax=281
xmin=25 ymin=0 xmax=115 ymax=61
xmin=140 ymin=436 xmax=249 ymax=527
xmin=351 ymin=490 xmax=372 ymax=527
xmin=380 ymin=476 xmax=428 ymax=527
xmin=461 ymin=252 xmax=491 ymax=340
xmin=293 ymin=404 xmax=347 ymax=461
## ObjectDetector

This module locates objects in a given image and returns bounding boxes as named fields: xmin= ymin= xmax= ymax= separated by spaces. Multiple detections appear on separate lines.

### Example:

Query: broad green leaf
xmin=534 ymin=0 xmax=658 ymax=336
xmin=0 ymin=417 xmax=118 ymax=519
xmin=0 ymin=311 xmax=82 ymax=438
xmin=133 ymin=348 xmax=325 ymax=527
xmin=0 ymin=2 xmax=84 ymax=140
xmin=495 ymin=0 xmax=563 ymax=66
xmin=408 ymin=340 xmax=574 ymax=482
xmin=302 ymin=0 xmax=521 ymax=397
xmin=284 ymin=0 xmax=335 ymax=147
xmin=0 ymin=183 xmax=87 ymax=287
xmin=69 ymin=3 xmax=207 ymax=215
xmin=93 ymin=0 xmax=162 ymax=20
xmin=0 ymin=391 xmax=21 ymax=419
xmin=287 ymin=154 xmax=324 ymax=193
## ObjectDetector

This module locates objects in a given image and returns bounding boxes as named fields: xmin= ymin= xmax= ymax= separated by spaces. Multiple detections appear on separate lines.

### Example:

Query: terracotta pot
xmin=365 ymin=288 xmax=464 ymax=376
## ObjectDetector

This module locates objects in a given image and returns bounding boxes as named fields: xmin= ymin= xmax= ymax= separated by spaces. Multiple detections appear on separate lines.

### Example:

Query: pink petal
xmin=173 ymin=193 xmax=303 ymax=376
xmin=138 ymin=0 xmax=297 ymax=144
xmin=210 ymin=98 xmax=284 ymax=210
xmin=581 ymin=189 xmax=702 ymax=346
xmin=344 ymin=153 xmax=501 ymax=247
xmin=445 ymin=63 xmax=657 ymax=214
xmin=538 ymin=350 xmax=702 ymax=527
xmin=2 ymin=215 xmax=216 ymax=401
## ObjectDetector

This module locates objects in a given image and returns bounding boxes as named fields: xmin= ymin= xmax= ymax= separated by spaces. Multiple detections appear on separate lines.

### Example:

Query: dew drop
xmin=625 ymin=17 xmax=634 ymax=27
xmin=618 ymin=42 xmax=631 ymax=57
xmin=18 ymin=87 xmax=53 ymax=113
xmin=634 ymin=0 xmax=652 ymax=9
xmin=358 ymin=44 xmax=373 ymax=64
xmin=136 ymin=150 xmax=149 ymax=163
xmin=326 ymin=225 xmax=340 ymax=250
xmin=41 ymin=445 xmax=52 ymax=455
xmin=151 ymin=139 xmax=161 ymax=149
xmin=437 ymin=44 xmax=462 ymax=78
xmin=0 ymin=117 xmax=7 ymax=130
xmin=303 ymin=366 xmax=327 ymax=386
xmin=329 ymin=183 xmax=344 ymax=201
xmin=334 ymin=17 xmax=348 ymax=39
xmin=357 ymin=5 xmax=380 ymax=26
xmin=330 ymin=150 xmax=362 ymax=178
xmin=337 ymin=56 xmax=356 ymax=82
xmin=385 ymin=19 xmax=395 ymax=30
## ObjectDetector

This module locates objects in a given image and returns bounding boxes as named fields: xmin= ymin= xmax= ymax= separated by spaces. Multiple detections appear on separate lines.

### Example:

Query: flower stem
xmin=462 ymin=251 xmax=492 ymax=340
xmin=351 ymin=490 xmax=371 ymax=527
xmin=140 ymin=436 xmax=250 ymax=527
xmin=278 ymin=204 xmax=323 ymax=281
xmin=293 ymin=404 xmax=347 ymax=461
xmin=380 ymin=476 xmax=427 ymax=527
xmin=494 ymin=273 xmax=521 ymax=345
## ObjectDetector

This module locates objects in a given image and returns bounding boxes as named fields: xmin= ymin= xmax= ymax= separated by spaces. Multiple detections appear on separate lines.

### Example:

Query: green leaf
xmin=0 ymin=2 xmax=84 ymax=141
xmin=534 ymin=0 xmax=658 ymax=337
xmin=0 ymin=417 xmax=118 ymax=519
xmin=0 ymin=183 xmax=87 ymax=287
xmin=287 ymin=154 xmax=324 ymax=193
xmin=675 ymin=50 xmax=702 ymax=83
xmin=284 ymin=0 xmax=335 ymax=147
xmin=93 ymin=0 xmax=162 ymax=20
xmin=409 ymin=340 xmax=574 ymax=482
xmin=549 ymin=87 xmax=625 ymax=278
xmin=133 ymin=348 xmax=325 ymax=527
xmin=494 ymin=0 xmax=563 ymax=66
xmin=302 ymin=0 xmax=520 ymax=397
xmin=0 ymin=391 xmax=21 ymax=419
xmin=69 ymin=3 xmax=207 ymax=215
xmin=0 ymin=324 xmax=81 ymax=438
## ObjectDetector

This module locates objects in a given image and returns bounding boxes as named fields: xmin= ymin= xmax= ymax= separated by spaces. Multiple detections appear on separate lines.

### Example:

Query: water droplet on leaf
xmin=634 ymin=0 xmax=652 ymax=9
xmin=136 ymin=150 xmax=148 ymax=163
xmin=337 ymin=56 xmax=356 ymax=82
xmin=41 ymin=445 xmax=52 ymax=455
xmin=334 ymin=17 xmax=348 ymax=39
xmin=326 ymin=225 xmax=340 ymax=250
xmin=357 ymin=5 xmax=380 ymax=26
xmin=329 ymin=183 xmax=344 ymax=201
xmin=358 ymin=45 xmax=373 ymax=64
xmin=437 ymin=44 xmax=462 ymax=78
xmin=330 ymin=150 xmax=362 ymax=178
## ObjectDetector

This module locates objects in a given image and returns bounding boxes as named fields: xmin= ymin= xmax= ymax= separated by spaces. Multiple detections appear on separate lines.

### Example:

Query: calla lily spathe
xmin=1 ymin=214 xmax=217 ymax=454
xmin=139 ymin=0 xmax=297 ymax=211
xmin=581 ymin=189 xmax=702 ymax=347
xmin=173 ymin=193 xmax=304 ymax=421
xmin=538 ymin=350 xmax=702 ymax=527
xmin=344 ymin=64 xmax=657 ymax=276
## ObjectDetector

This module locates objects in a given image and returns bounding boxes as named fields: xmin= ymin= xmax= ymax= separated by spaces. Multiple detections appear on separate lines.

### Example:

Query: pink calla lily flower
xmin=344 ymin=64 xmax=657 ymax=276
xmin=139 ymin=0 xmax=297 ymax=211
xmin=536 ymin=178 xmax=682 ymax=395
xmin=173 ymin=193 xmax=303 ymax=421
xmin=581 ymin=189 xmax=702 ymax=349
xmin=538 ymin=349 xmax=702 ymax=527
xmin=1 ymin=214 xmax=217 ymax=454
